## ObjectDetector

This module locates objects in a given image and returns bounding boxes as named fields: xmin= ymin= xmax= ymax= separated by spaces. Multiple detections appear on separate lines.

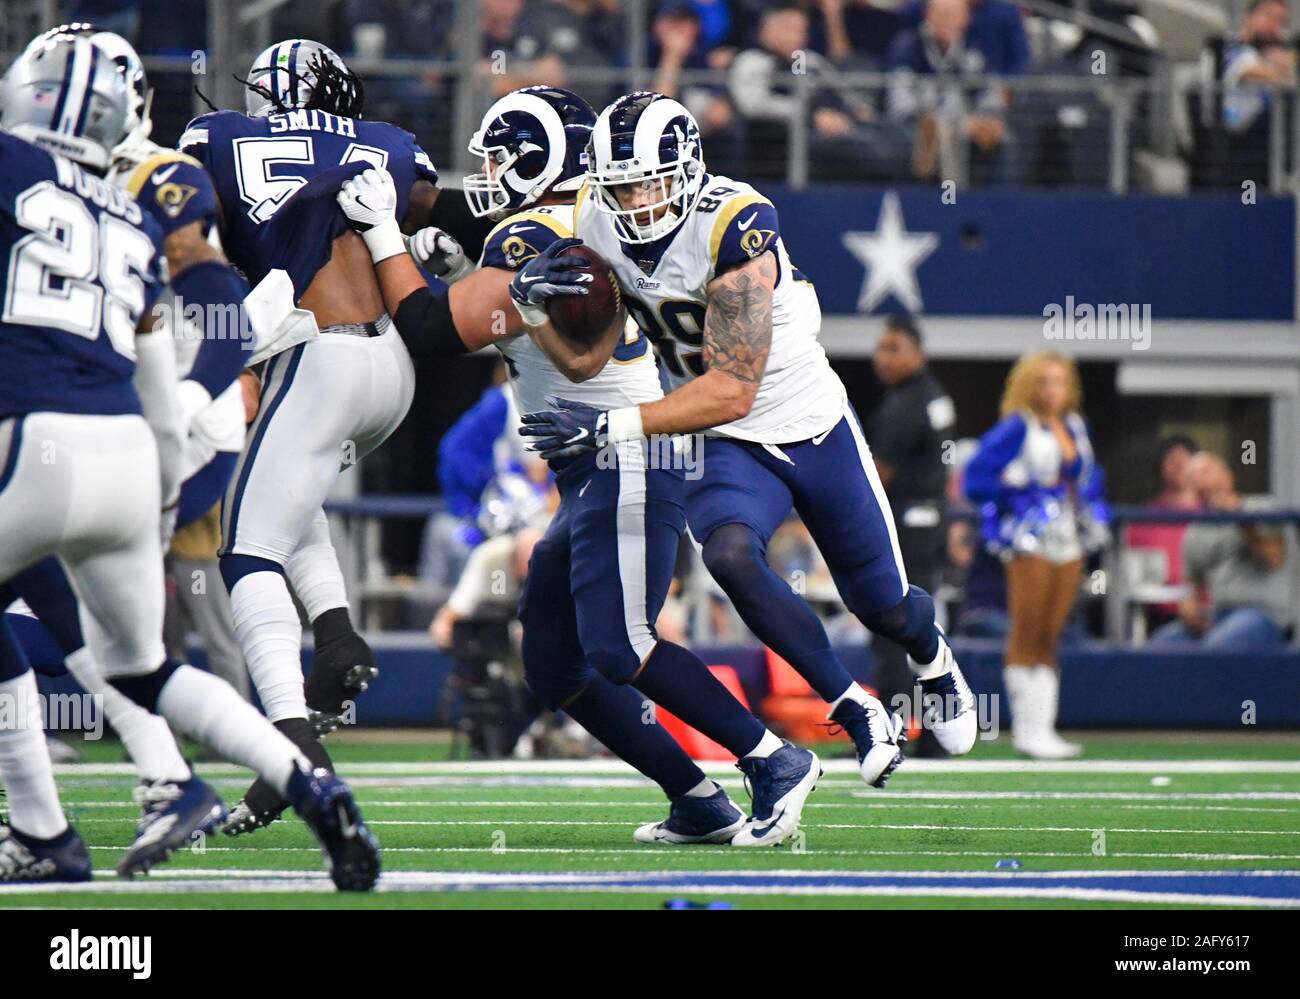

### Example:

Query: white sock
xmin=829 ymin=681 xmax=871 ymax=713
xmin=229 ymin=570 xmax=308 ymax=723
xmin=65 ymin=647 xmax=190 ymax=783
xmin=0 ymin=672 xmax=67 ymax=839
xmin=683 ymin=778 xmax=716 ymax=798
xmin=1004 ymin=665 xmax=1038 ymax=743
xmin=910 ymin=633 xmax=951 ymax=680
xmin=1034 ymin=665 xmax=1063 ymax=734
xmin=744 ymin=730 xmax=784 ymax=759
xmin=156 ymin=664 xmax=307 ymax=795
xmin=286 ymin=540 xmax=349 ymax=622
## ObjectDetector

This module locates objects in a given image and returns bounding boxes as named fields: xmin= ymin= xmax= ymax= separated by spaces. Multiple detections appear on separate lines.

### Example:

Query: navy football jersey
xmin=179 ymin=108 xmax=437 ymax=295
xmin=0 ymin=132 xmax=166 ymax=421
xmin=114 ymin=148 xmax=220 ymax=241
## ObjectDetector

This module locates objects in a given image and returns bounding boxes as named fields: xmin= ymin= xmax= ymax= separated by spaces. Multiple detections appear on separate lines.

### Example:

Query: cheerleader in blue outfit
xmin=964 ymin=353 xmax=1110 ymax=758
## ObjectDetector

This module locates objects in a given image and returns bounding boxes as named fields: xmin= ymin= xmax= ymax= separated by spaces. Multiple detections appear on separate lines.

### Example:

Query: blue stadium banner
xmin=767 ymin=186 xmax=1295 ymax=321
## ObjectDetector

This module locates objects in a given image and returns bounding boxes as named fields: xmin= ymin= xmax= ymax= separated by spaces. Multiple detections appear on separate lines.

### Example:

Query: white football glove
xmin=337 ymin=167 xmax=405 ymax=263
xmin=408 ymin=226 xmax=474 ymax=284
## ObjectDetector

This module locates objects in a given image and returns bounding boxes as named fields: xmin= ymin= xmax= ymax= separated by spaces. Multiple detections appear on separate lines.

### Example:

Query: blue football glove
xmin=518 ymin=397 xmax=607 ymax=464
xmin=509 ymin=237 xmax=590 ymax=326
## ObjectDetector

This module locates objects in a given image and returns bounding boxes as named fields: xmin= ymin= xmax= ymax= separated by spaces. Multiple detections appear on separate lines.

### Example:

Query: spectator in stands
xmin=964 ymin=353 xmax=1109 ymax=759
xmin=1222 ymin=0 xmax=1294 ymax=134
xmin=1149 ymin=451 xmax=1296 ymax=648
xmin=867 ymin=315 xmax=955 ymax=755
xmin=887 ymin=0 xmax=1017 ymax=184
xmin=1125 ymin=435 xmax=1202 ymax=628
xmin=650 ymin=3 xmax=745 ymax=175
xmin=898 ymin=0 xmax=1029 ymax=75
xmin=729 ymin=1 xmax=911 ymax=179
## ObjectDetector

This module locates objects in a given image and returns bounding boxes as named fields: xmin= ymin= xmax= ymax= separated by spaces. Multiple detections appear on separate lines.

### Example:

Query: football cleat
xmin=918 ymin=639 xmax=978 ymax=756
xmin=828 ymin=695 xmax=905 ymax=788
xmin=285 ymin=765 xmax=380 ymax=892
xmin=0 ymin=823 xmax=92 ymax=883
xmin=224 ymin=717 xmax=333 ymax=837
xmin=731 ymin=742 xmax=821 ymax=848
xmin=633 ymin=784 xmax=747 ymax=845
xmin=306 ymin=630 xmax=378 ymax=737
xmin=116 ymin=777 xmax=227 ymax=877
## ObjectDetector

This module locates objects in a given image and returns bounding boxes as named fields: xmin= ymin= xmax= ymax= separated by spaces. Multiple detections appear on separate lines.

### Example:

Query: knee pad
xmin=701 ymin=523 xmax=765 ymax=588
xmin=862 ymin=585 xmax=938 ymax=658
xmin=109 ymin=656 xmax=181 ymax=713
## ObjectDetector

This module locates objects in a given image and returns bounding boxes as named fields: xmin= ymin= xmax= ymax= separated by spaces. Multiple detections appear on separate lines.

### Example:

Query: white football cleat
xmin=828 ymin=694 xmax=905 ymax=787
xmin=916 ymin=638 xmax=977 ymax=755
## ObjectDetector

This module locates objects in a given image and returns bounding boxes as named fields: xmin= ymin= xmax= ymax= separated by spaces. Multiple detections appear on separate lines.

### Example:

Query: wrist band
xmin=363 ymin=219 xmax=408 ymax=264
xmin=606 ymin=406 xmax=644 ymax=443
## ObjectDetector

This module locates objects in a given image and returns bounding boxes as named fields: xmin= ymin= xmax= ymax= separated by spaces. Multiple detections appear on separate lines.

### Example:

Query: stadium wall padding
xmin=765 ymin=185 xmax=1294 ymax=321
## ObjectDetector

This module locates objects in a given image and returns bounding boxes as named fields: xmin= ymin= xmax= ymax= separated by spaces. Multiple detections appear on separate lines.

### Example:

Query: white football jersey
xmin=478 ymin=203 xmax=662 ymax=418
xmin=575 ymin=174 xmax=845 ymax=444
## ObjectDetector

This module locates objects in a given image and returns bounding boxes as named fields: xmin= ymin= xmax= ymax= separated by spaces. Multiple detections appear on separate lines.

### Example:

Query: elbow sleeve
xmin=393 ymin=286 xmax=469 ymax=359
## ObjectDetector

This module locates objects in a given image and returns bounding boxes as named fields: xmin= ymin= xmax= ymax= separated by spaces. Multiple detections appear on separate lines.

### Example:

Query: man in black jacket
xmin=868 ymin=315 xmax=956 ymax=755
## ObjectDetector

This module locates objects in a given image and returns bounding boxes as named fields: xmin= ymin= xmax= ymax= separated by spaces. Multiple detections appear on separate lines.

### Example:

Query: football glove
xmin=337 ymin=167 xmax=405 ymax=263
xmin=508 ymin=237 xmax=589 ymax=327
xmin=519 ymin=397 xmax=608 ymax=463
xmin=409 ymin=226 xmax=474 ymax=284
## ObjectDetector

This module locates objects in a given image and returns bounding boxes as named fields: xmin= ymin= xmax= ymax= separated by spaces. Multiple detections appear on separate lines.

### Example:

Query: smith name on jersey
xmin=575 ymin=174 xmax=845 ymax=445
xmin=179 ymin=108 xmax=438 ymax=295
xmin=0 ymin=131 xmax=165 ymax=421
xmin=479 ymin=202 xmax=661 ymax=418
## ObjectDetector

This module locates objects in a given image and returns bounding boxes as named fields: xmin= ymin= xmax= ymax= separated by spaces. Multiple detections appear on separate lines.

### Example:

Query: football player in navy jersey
xmin=0 ymin=24 xmax=280 ymax=831
xmin=0 ymin=34 xmax=379 ymax=888
xmin=177 ymin=39 xmax=463 ymax=834
xmin=334 ymin=87 xmax=818 ymax=846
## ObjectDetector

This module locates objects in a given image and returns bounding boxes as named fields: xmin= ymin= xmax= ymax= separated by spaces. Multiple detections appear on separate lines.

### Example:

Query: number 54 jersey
xmin=179 ymin=108 xmax=437 ymax=293
xmin=574 ymin=174 xmax=845 ymax=445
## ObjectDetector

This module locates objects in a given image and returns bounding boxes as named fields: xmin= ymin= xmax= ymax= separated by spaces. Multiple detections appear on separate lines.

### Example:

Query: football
xmin=544 ymin=243 xmax=624 ymax=345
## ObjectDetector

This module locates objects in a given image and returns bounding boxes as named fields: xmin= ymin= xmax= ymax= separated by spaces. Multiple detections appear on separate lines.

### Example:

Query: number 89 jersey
xmin=575 ymin=173 xmax=845 ymax=444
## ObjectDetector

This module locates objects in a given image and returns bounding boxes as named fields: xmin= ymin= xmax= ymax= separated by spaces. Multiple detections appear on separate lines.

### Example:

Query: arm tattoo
xmin=703 ymin=254 xmax=775 ymax=385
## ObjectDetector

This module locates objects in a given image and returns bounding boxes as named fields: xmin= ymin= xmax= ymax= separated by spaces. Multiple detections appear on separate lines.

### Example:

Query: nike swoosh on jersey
xmin=153 ymin=164 xmax=180 ymax=184
xmin=737 ymin=211 xmax=758 ymax=231
xmin=509 ymin=224 xmax=535 ymax=233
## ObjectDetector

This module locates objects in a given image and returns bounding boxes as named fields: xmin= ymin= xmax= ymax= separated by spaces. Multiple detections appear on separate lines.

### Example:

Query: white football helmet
xmin=23 ymin=23 xmax=152 ymax=154
xmin=244 ymin=38 xmax=352 ymax=117
xmin=586 ymin=92 xmax=705 ymax=243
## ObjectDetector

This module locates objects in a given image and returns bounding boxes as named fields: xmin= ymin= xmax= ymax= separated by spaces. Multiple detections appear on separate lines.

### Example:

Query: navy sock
xmin=632 ymin=641 xmax=766 ymax=759
xmin=702 ymin=524 xmax=854 ymax=702
xmin=565 ymin=674 xmax=705 ymax=798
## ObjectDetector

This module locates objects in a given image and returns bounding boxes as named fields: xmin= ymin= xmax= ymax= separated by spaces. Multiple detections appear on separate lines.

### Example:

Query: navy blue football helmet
xmin=463 ymin=86 xmax=595 ymax=218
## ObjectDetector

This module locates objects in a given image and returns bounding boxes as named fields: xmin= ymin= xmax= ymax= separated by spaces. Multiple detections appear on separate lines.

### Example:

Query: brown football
xmin=545 ymin=243 xmax=623 ymax=346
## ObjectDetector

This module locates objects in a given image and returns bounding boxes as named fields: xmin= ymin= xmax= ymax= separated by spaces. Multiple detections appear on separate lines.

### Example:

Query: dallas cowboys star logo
xmin=841 ymin=191 xmax=939 ymax=313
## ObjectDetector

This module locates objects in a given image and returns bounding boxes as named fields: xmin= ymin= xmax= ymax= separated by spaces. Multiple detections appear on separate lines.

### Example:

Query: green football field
xmin=3 ymin=729 xmax=1298 ymax=909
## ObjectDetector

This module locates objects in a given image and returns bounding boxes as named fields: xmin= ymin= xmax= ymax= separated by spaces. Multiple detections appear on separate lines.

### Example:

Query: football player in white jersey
xmin=520 ymin=93 xmax=979 ymax=792
xmin=335 ymin=86 xmax=822 ymax=847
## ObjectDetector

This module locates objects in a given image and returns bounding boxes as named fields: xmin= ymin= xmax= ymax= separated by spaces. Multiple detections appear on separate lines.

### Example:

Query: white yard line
xmin=52 ymin=759 xmax=1300 ymax=778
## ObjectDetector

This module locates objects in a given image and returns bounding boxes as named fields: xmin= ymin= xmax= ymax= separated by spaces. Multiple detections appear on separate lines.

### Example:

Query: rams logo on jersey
xmin=740 ymin=227 xmax=777 ymax=259
xmin=156 ymin=181 xmax=200 ymax=219
xmin=501 ymin=234 xmax=541 ymax=268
